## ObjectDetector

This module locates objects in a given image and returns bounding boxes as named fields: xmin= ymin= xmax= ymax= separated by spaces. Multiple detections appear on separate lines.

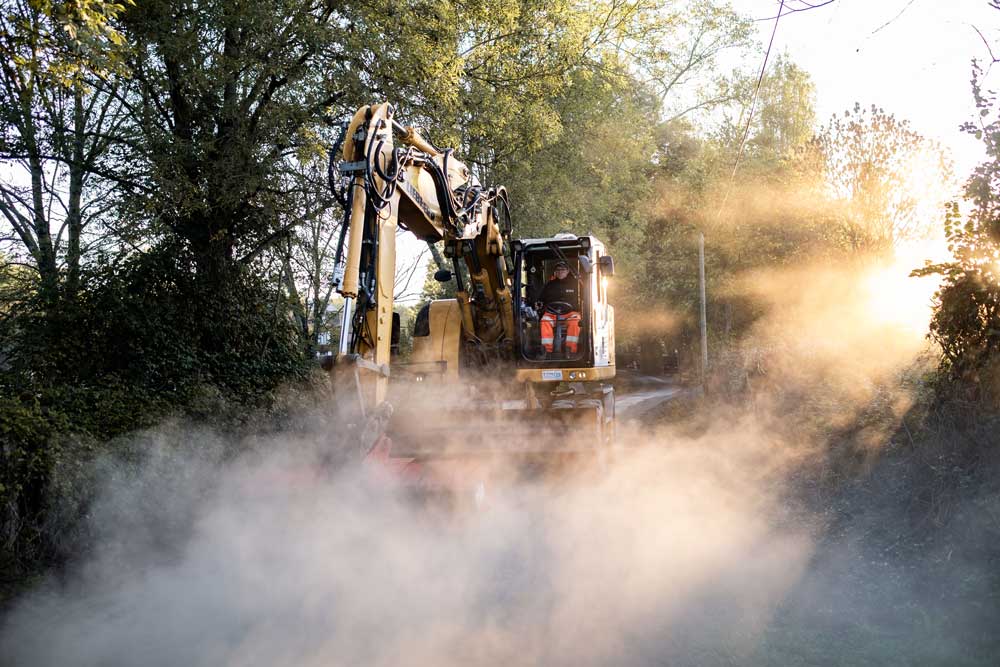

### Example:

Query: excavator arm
xmin=330 ymin=103 xmax=514 ymax=408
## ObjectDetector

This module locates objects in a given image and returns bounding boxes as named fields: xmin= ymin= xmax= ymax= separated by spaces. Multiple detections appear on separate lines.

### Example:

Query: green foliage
xmin=0 ymin=395 xmax=74 ymax=576
xmin=745 ymin=54 xmax=817 ymax=159
xmin=0 ymin=244 xmax=308 ymax=573
xmin=0 ymin=0 xmax=131 ymax=87
xmin=455 ymin=0 xmax=752 ymax=180
xmin=619 ymin=57 xmax=834 ymax=349
xmin=117 ymin=0 xmax=353 ymax=266
xmin=7 ymin=246 xmax=306 ymax=420
xmin=0 ymin=0 xmax=132 ymax=298
xmin=499 ymin=64 xmax=659 ymax=245
xmin=916 ymin=65 xmax=1000 ymax=393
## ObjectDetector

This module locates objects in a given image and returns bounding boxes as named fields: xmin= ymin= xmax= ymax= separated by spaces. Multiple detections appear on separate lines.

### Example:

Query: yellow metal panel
xmin=372 ymin=205 xmax=397 ymax=405
xmin=410 ymin=299 xmax=462 ymax=381
xmin=396 ymin=124 xmax=441 ymax=156
xmin=339 ymin=105 xmax=370 ymax=299
xmin=396 ymin=166 xmax=447 ymax=239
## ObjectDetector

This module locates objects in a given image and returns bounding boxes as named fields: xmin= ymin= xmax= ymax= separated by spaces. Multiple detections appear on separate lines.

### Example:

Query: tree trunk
xmin=65 ymin=88 xmax=86 ymax=297
xmin=281 ymin=252 xmax=310 ymax=350
xmin=22 ymin=91 xmax=58 ymax=300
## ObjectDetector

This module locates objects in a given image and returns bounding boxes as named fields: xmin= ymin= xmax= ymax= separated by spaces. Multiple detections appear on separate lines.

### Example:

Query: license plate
xmin=541 ymin=370 xmax=563 ymax=381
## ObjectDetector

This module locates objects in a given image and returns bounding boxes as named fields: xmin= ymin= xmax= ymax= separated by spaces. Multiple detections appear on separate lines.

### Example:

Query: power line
xmin=729 ymin=0 xmax=785 ymax=183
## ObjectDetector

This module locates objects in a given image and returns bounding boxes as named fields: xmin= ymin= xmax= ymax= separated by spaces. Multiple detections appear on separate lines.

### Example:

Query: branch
xmin=2 ymin=150 xmax=153 ymax=193
xmin=238 ymin=218 xmax=307 ymax=265
xmin=871 ymin=0 xmax=917 ymax=36
xmin=0 ymin=188 xmax=40 ymax=255
xmin=393 ymin=247 xmax=428 ymax=301
xmin=972 ymin=24 xmax=1000 ymax=64
xmin=755 ymin=0 xmax=837 ymax=21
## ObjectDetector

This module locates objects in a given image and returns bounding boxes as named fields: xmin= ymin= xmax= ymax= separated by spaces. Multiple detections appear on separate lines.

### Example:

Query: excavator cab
xmin=385 ymin=233 xmax=616 ymax=460
xmin=512 ymin=234 xmax=616 ymax=379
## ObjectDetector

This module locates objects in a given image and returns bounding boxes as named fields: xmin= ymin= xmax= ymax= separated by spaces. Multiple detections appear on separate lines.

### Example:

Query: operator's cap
xmin=554 ymin=260 xmax=569 ymax=269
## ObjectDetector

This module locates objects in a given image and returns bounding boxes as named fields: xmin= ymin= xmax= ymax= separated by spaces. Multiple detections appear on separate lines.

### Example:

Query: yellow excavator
xmin=326 ymin=103 xmax=616 ymax=472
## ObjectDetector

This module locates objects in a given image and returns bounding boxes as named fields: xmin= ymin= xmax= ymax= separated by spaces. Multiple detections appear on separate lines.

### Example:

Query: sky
xmin=732 ymin=0 xmax=998 ymax=177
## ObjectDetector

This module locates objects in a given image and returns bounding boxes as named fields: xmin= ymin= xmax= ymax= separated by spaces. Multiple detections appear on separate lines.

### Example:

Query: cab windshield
xmin=517 ymin=249 xmax=587 ymax=362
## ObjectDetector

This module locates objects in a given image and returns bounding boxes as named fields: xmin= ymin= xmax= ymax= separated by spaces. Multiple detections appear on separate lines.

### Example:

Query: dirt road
xmin=616 ymin=378 xmax=682 ymax=420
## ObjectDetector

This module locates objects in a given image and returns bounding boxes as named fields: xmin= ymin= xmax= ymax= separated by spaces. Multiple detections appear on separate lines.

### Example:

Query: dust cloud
xmin=3 ymin=219 xmax=995 ymax=665
xmin=715 ymin=236 xmax=948 ymax=447
xmin=0 ymin=413 xmax=815 ymax=667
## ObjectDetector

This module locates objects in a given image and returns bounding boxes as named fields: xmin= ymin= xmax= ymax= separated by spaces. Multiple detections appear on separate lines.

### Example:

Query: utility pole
xmin=698 ymin=232 xmax=708 ymax=391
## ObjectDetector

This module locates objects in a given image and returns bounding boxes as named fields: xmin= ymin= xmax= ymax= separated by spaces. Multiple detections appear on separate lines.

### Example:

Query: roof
xmin=516 ymin=234 xmax=603 ymax=247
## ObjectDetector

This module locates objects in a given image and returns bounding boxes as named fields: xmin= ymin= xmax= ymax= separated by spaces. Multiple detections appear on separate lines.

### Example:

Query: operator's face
xmin=554 ymin=266 xmax=569 ymax=279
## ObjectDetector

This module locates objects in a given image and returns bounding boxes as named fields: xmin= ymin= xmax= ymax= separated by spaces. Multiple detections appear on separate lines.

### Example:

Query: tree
xmin=623 ymin=57 xmax=838 ymax=355
xmin=916 ymin=64 xmax=1000 ymax=393
xmin=635 ymin=0 xmax=753 ymax=121
xmin=498 ymin=63 xmax=659 ymax=245
xmin=747 ymin=53 xmax=816 ymax=159
xmin=0 ymin=0 xmax=130 ymax=299
xmin=114 ymin=0 xmax=351 ymax=281
xmin=817 ymin=103 xmax=952 ymax=255
xmin=486 ymin=0 xmax=754 ymax=281
xmin=456 ymin=0 xmax=752 ymax=184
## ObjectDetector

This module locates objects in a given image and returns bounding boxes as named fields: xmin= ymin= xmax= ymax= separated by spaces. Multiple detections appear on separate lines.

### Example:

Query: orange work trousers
xmin=540 ymin=311 xmax=581 ymax=353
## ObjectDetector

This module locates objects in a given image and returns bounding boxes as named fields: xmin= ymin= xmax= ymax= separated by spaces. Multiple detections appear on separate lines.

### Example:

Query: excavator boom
xmin=332 ymin=103 xmax=514 ymax=407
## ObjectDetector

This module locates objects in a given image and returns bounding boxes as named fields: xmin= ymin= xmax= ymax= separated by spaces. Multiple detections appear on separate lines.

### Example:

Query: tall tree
xmin=0 ymin=0 xmax=129 ymax=299
xmin=624 ymin=56 xmax=833 ymax=351
xmin=114 ymin=0 xmax=470 ymax=276
xmin=748 ymin=53 xmax=816 ymax=158
xmin=456 ymin=0 xmax=753 ymax=184
xmin=818 ymin=103 xmax=952 ymax=255
xmin=498 ymin=62 xmax=658 ymax=247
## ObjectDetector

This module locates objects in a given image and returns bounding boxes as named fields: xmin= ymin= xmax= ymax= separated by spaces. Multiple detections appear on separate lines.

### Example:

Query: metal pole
xmin=338 ymin=297 xmax=354 ymax=355
xmin=698 ymin=233 xmax=708 ymax=390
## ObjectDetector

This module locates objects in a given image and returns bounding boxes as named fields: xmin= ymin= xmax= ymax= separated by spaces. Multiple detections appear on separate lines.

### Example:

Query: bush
xmin=916 ymin=64 xmax=1000 ymax=401
xmin=0 ymin=244 xmax=309 ymax=580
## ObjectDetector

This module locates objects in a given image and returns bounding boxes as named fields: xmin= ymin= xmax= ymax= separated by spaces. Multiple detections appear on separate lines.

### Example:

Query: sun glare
xmin=864 ymin=238 xmax=948 ymax=336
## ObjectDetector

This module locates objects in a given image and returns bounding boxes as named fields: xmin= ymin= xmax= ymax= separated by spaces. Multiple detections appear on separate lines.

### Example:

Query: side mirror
xmin=599 ymin=255 xmax=615 ymax=277
xmin=578 ymin=255 xmax=593 ymax=274
xmin=434 ymin=268 xmax=453 ymax=283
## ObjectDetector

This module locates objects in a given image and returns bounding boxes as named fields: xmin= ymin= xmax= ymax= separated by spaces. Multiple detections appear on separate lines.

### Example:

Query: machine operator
xmin=536 ymin=260 xmax=581 ymax=355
